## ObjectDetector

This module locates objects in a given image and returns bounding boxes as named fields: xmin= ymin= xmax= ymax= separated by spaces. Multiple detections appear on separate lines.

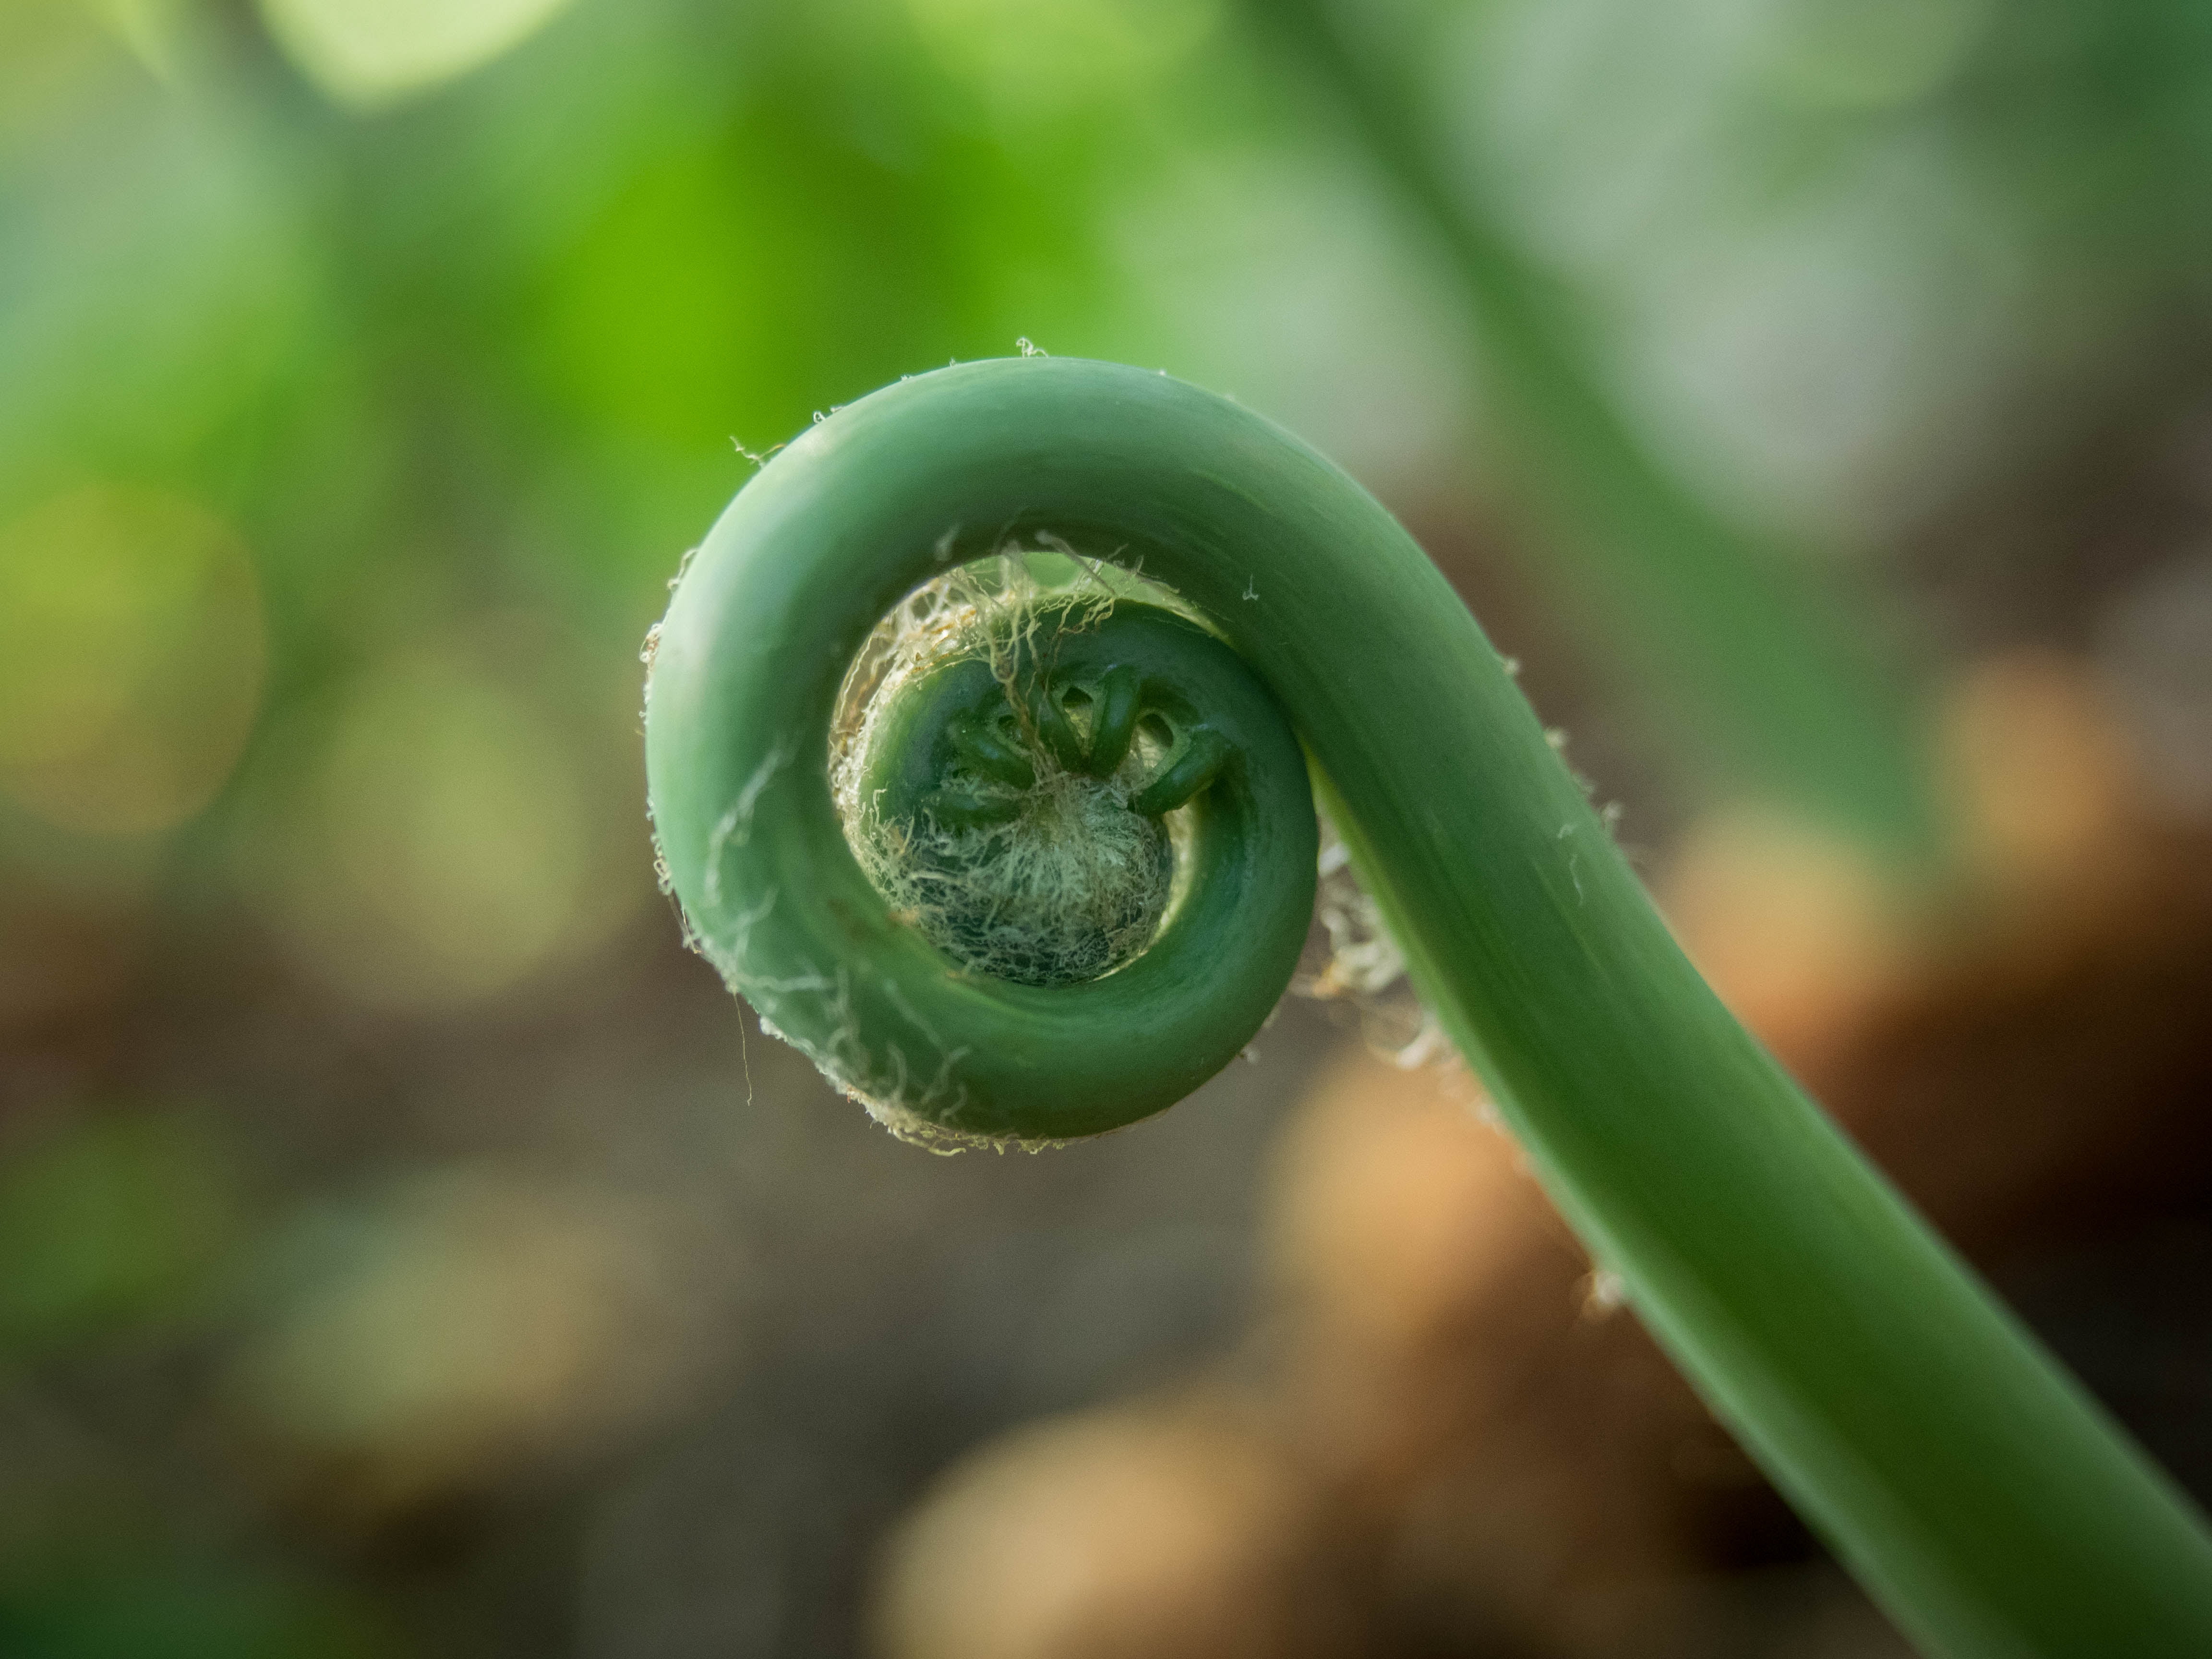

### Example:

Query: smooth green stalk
xmin=646 ymin=358 xmax=2212 ymax=1657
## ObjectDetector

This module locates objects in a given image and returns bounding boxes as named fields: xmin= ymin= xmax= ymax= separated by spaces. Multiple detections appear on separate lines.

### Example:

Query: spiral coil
xmin=643 ymin=357 xmax=2212 ymax=1651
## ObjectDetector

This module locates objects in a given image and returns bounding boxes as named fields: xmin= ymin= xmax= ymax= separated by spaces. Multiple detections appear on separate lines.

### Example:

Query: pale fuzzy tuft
xmin=832 ymin=546 xmax=1191 ymax=989
xmin=856 ymin=769 xmax=1171 ymax=986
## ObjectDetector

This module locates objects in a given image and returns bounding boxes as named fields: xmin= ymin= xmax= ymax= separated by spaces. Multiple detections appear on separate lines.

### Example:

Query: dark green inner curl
xmin=850 ymin=602 xmax=1249 ymax=988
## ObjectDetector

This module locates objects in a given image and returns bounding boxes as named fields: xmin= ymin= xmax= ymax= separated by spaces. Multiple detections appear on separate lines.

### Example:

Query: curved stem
xmin=646 ymin=358 xmax=2212 ymax=1656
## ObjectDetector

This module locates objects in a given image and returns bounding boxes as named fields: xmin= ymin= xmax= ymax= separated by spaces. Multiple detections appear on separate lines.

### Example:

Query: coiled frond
xmin=644 ymin=358 xmax=2212 ymax=1655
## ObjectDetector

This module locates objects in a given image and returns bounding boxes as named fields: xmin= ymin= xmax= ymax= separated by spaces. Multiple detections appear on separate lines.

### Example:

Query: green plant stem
xmin=648 ymin=358 xmax=2212 ymax=1657
xmin=1248 ymin=0 xmax=1936 ymax=856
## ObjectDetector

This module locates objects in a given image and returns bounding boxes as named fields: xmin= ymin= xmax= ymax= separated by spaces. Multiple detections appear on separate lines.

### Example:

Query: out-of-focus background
xmin=5 ymin=1 xmax=2212 ymax=1655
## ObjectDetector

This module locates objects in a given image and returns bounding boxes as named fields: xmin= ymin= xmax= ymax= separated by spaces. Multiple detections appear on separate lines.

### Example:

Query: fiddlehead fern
xmin=645 ymin=358 xmax=2212 ymax=1654
xmin=649 ymin=527 xmax=1315 ymax=1145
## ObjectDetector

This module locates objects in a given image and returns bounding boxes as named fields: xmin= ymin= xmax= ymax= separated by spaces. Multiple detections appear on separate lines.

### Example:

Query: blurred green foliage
xmin=0 ymin=1113 xmax=244 ymax=1356
xmin=0 ymin=1569 xmax=391 ymax=1659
